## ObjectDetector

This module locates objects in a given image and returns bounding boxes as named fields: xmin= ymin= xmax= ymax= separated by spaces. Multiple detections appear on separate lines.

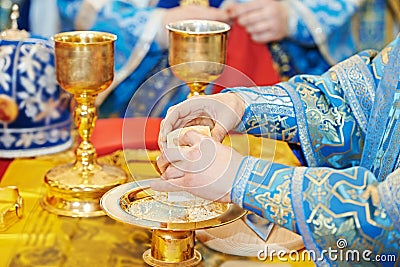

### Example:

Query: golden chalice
xmin=167 ymin=20 xmax=230 ymax=98
xmin=99 ymin=20 xmax=245 ymax=267
xmin=41 ymin=31 xmax=127 ymax=217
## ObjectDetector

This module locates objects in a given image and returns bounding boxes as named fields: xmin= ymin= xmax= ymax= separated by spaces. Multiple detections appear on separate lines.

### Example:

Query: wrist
xmin=230 ymin=156 xmax=259 ymax=206
xmin=281 ymin=0 xmax=299 ymax=38
xmin=155 ymin=9 xmax=168 ymax=49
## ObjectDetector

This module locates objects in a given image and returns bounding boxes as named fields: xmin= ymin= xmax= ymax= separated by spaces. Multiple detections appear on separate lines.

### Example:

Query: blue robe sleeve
xmin=285 ymin=0 xmax=397 ymax=64
xmin=274 ymin=0 xmax=397 ymax=75
xmin=224 ymin=52 xmax=371 ymax=169
xmin=231 ymin=158 xmax=399 ymax=266
xmin=229 ymin=36 xmax=400 ymax=266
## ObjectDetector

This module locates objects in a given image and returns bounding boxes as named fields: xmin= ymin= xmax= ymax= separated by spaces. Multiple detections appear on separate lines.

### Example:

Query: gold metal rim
xmin=100 ymin=180 xmax=247 ymax=231
xmin=166 ymin=20 xmax=230 ymax=35
xmin=40 ymin=197 xmax=105 ymax=217
xmin=143 ymin=248 xmax=202 ymax=267
xmin=52 ymin=31 xmax=117 ymax=44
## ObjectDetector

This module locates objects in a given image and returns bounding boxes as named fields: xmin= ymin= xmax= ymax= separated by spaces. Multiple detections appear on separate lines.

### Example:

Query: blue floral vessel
xmin=0 ymin=8 xmax=72 ymax=158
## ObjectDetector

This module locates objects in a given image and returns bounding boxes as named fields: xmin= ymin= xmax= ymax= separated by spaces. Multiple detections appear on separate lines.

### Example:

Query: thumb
xmin=211 ymin=123 xmax=228 ymax=142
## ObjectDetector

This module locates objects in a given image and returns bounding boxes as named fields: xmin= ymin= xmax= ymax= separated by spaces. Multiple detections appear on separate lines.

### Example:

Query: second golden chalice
xmin=41 ymin=31 xmax=127 ymax=217
xmin=167 ymin=20 xmax=230 ymax=98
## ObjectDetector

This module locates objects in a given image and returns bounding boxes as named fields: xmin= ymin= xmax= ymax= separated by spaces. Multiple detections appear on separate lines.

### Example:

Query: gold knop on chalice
xmin=41 ymin=31 xmax=127 ymax=217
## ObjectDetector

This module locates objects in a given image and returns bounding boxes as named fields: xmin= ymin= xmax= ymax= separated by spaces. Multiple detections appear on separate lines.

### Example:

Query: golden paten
xmin=101 ymin=180 xmax=246 ymax=266
xmin=41 ymin=31 xmax=127 ymax=217
xmin=167 ymin=20 xmax=230 ymax=98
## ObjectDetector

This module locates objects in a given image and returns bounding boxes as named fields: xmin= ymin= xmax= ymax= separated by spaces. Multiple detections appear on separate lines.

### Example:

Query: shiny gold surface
xmin=53 ymin=31 xmax=115 ymax=95
xmin=143 ymin=230 xmax=202 ymax=266
xmin=101 ymin=180 xmax=246 ymax=231
xmin=167 ymin=20 xmax=230 ymax=97
xmin=0 ymin=147 xmax=312 ymax=267
xmin=101 ymin=180 xmax=246 ymax=266
xmin=0 ymin=186 xmax=23 ymax=231
xmin=42 ymin=31 xmax=127 ymax=217
xmin=180 ymin=0 xmax=209 ymax=6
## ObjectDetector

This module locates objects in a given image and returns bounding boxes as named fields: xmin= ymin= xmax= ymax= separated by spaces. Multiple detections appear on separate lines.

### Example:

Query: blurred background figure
xmin=35 ymin=0 xmax=398 ymax=118
xmin=29 ymin=0 xmax=60 ymax=37
xmin=0 ymin=0 xmax=29 ymax=31
xmin=226 ymin=0 xmax=400 ymax=79
xmin=1 ymin=0 xmax=60 ymax=37
xmin=57 ymin=0 xmax=232 ymax=118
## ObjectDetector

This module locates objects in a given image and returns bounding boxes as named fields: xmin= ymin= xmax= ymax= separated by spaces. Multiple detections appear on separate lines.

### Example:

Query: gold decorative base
xmin=101 ymin=180 xmax=247 ymax=266
xmin=42 ymin=163 xmax=127 ymax=217
xmin=143 ymin=229 xmax=201 ymax=266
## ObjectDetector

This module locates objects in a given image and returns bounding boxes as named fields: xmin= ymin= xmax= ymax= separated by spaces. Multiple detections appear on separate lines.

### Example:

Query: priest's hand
xmin=152 ymin=130 xmax=244 ymax=202
xmin=226 ymin=0 xmax=289 ymax=43
xmin=158 ymin=93 xmax=246 ymax=150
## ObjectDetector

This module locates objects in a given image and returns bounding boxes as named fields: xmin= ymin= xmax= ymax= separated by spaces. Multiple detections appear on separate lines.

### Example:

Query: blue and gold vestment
xmin=228 ymin=35 xmax=400 ymax=266
xmin=57 ymin=0 xmax=398 ymax=117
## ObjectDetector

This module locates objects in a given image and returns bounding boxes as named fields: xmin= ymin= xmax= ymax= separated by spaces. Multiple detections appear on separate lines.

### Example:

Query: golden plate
xmin=100 ymin=179 xmax=246 ymax=231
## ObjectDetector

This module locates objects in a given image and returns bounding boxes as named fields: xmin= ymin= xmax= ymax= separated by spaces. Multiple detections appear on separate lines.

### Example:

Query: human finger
xmin=251 ymin=29 xmax=282 ymax=43
xmin=203 ymin=7 xmax=230 ymax=22
xmin=245 ymin=19 xmax=270 ymax=35
xmin=156 ymin=147 xmax=190 ymax=173
xmin=161 ymin=165 xmax=185 ymax=180
xmin=236 ymin=8 xmax=265 ymax=28
xmin=179 ymin=130 xmax=208 ymax=146
xmin=177 ymin=133 xmax=217 ymax=174
xmin=158 ymin=106 xmax=197 ymax=150
xmin=226 ymin=1 xmax=261 ymax=18
xmin=159 ymin=100 xmax=204 ymax=142
xmin=150 ymin=178 xmax=184 ymax=192
xmin=210 ymin=122 xmax=228 ymax=142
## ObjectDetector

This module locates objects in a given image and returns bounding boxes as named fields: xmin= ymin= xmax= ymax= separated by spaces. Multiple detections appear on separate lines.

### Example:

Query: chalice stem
xmin=188 ymin=82 xmax=207 ymax=98
xmin=74 ymin=95 xmax=98 ymax=173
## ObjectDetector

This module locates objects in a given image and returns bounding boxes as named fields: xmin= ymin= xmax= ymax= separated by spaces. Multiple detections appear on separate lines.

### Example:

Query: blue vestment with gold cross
xmin=227 ymin=35 xmax=400 ymax=266
xmin=57 ymin=0 xmax=398 ymax=118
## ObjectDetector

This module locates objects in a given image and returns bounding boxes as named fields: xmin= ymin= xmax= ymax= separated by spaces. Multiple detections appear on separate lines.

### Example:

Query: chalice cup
xmin=41 ymin=31 xmax=127 ymax=217
xmin=167 ymin=20 xmax=230 ymax=98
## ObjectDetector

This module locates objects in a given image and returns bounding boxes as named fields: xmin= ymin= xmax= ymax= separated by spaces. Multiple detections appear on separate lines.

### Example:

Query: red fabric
xmin=92 ymin=118 xmax=162 ymax=156
xmin=0 ymin=158 xmax=13 ymax=181
xmin=0 ymin=118 xmax=161 ymax=181
xmin=213 ymin=21 xmax=280 ymax=93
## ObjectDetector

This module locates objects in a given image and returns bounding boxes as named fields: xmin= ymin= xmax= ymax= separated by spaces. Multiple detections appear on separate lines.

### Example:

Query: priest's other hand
xmin=226 ymin=0 xmax=289 ymax=43
xmin=152 ymin=130 xmax=244 ymax=202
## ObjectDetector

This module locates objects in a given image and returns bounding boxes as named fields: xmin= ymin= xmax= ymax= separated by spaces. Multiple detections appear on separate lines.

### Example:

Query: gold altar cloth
xmin=0 ymin=136 xmax=315 ymax=267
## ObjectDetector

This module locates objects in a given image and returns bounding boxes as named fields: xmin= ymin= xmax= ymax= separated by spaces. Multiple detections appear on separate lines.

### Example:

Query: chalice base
xmin=143 ymin=248 xmax=201 ymax=267
xmin=143 ymin=229 xmax=201 ymax=267
xmin=100 ymin=180 xmax=247 ymax=266
xmin=41 ymin=163 xmax=127 ymax=217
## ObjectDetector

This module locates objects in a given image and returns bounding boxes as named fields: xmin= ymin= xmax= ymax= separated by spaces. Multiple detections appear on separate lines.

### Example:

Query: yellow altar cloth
xmin=0 ymin=137 xmax=316 ymax=267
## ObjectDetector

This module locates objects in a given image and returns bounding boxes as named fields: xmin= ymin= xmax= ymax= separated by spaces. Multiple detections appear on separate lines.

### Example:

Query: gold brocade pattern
xmin=302 ymin=167 xmax=397 ymax=262
xmin=0 ymin=135 xmax=312 ymax=266
xmin=180 ymin=0 xmax=209 ymax=6
xmin=254 ymin=179 xmax=292 ymax=226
